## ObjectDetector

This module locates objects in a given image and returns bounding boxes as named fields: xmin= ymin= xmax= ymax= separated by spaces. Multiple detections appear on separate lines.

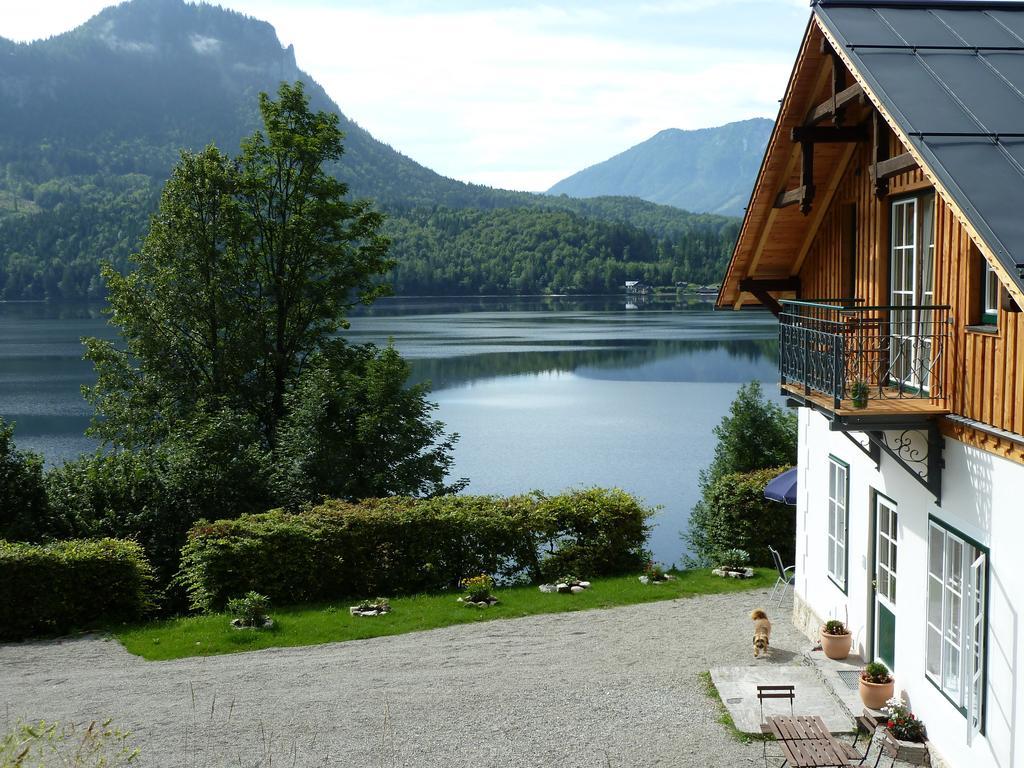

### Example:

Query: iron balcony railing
xmin=779 ymin=299 xmax=952 ymax=410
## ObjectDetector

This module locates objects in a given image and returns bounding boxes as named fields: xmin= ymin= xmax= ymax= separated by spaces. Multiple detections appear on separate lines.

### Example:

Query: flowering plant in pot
xmin=882 ymin=697 xmax=929 ymax=765
xmin=859 ymin=661 xmax=895 ymax=710
xmin=819 ymin=619 xmax=852 ymax=660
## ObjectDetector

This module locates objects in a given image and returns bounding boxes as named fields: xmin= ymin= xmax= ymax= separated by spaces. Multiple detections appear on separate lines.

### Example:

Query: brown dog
xmin=751 ymin=608 xmax=772 ymax=657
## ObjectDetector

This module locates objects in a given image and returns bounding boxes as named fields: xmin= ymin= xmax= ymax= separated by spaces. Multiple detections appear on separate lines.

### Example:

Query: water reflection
xmin=0 ymin=296 xmax=781 ymax=564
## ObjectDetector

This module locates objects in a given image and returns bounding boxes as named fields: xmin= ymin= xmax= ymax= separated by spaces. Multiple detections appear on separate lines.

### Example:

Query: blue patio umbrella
xmin=763 ymin=466 xmax=798 ymax=506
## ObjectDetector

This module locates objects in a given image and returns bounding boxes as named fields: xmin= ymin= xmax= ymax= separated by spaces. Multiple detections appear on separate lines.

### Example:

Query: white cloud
xmin=190 ymin=33 xmax=221 ymax=54
xmin=1 ymin=0 xmax=808 ymax=190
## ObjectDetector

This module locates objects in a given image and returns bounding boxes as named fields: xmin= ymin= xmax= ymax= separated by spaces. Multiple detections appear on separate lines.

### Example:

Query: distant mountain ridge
xmin=547 ymin=119 xmax=773 ymax=217
xmin=0 ymin=0 xmax=741 ymax=299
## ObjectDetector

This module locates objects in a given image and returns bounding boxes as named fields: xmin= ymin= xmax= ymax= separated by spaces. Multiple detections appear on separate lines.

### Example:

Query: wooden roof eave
xmin=717 ymin=15 xmax=821 ymax=310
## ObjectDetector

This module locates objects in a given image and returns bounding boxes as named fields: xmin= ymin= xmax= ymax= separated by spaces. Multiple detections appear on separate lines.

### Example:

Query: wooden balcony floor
xmin=781 ymin=384 xmax=950 ymax=418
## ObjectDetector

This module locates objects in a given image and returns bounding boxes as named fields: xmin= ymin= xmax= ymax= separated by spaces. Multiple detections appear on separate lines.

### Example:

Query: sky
xmin=0 ymin=0 xmax=810 ymax=191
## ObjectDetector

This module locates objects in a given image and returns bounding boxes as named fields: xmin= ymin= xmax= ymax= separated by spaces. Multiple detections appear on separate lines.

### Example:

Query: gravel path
xmin=1 ymin=589 xmax=809 ymax=768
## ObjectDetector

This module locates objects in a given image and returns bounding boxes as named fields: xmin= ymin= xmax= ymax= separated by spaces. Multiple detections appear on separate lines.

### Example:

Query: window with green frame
xmin=926 ymin=518 xmax=987 ymax=739
xmin=982 ymin=260 xmax=999 ymax=326
xmin=826 ymin=457 xmax=848 ymax=592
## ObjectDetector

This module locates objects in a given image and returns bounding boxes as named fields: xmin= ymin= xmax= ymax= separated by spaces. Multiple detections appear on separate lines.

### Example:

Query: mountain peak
xmin=546 ymin=118 xmax=772 ymax=217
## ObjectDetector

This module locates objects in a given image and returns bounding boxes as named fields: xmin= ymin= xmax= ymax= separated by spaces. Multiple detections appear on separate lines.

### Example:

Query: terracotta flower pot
xmin=859 ymin=677 xmax=895 ymax=710
xmin=820 ymin=628 xmax=853 ymax=660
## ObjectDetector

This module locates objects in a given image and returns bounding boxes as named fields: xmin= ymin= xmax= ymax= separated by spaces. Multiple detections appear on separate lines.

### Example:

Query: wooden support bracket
xmin=738 ymin=277 xmax=800 ymax=317
xmin=872 ymin=109 xmax=890 ymax=197
xmin=807 ymin=83 xmax=866 ymax=126
xmin=870 ymin=152 xmax=917 ymax=185
xmin=791 ymin=125 xmax=869 ymax=144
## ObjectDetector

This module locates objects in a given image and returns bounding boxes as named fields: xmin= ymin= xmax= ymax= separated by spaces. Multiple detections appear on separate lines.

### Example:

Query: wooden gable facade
xmin=718 ymin=11 xmax=1024 ymax=466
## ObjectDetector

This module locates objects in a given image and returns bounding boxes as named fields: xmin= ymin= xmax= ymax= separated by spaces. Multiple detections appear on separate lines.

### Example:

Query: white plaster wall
xmin=794 ymin=407 xmax=1024 ymax=768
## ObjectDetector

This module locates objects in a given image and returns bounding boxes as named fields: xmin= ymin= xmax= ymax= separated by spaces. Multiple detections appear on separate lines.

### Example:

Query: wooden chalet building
xmin=717 ymin=2 xmax=1024 ymax=766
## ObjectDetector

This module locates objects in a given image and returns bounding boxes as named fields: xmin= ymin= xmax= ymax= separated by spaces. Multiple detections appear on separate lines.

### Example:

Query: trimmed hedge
xmin=180 ymin=489 xmax=654 ymax=611
xmin=0 ymin=538 xmax=154 ymax=639
xmin=685 ymin=466 xmax=795 ymax=568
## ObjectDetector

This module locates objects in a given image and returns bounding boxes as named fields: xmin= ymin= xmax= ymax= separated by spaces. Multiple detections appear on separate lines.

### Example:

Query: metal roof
xmin=814 ymin=0 xmax=1024 ymax=285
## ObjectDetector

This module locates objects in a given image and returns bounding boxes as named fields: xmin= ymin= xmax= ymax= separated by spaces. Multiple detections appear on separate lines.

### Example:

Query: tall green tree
xmin=71 ymin=83 xmax=462 ymax=602
xmin=84 ymin=82 xmax=394 ymax=449
xmin=684 ymin=381 xmax=798 ymax=565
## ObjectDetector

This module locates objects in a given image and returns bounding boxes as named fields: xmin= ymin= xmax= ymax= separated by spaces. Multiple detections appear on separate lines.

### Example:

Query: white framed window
xmin=983 ymin=260 xmax=999 ymax=325
xmin=926 ymin=520 xmax=987 ymax=740
xmin=827 ymin=456 xmax=848 ymax=592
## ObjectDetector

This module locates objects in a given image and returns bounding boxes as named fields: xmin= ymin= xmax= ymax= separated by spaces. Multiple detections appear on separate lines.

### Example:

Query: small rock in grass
xmin=570 ymin=586 xmax=584 ymax=594
xmin=579 ymin=581 xmax=591 ymax=588
xmin=638 ymin=576 xmax=650 ymax=585
xmin=539 ymin=584 xmax=557 ymax=593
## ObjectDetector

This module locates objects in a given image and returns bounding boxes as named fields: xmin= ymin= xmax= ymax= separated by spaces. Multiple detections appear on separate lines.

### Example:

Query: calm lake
xmin=0 ymin=296 xmax=779 ymax=565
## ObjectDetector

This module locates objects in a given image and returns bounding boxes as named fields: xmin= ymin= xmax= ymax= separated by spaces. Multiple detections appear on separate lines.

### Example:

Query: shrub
xmin=44 ymin=414 xmax=272 ymax=609
xmin=0 ymin=417 xmax=51 ymax=541
xmin=0 ymin=538 xmax=153 ymax=640
xmin=226 ymin=591 xmax=270 ymax=627
xmin=179 ymin=489 xmax=654 ymax=612
xmin=685 ymin=467 xmax=795 ymax=567
xmin=862 ymin=662 xmax=892 ymax=684
xmin=460 ymin=574 xmax=495 ymax=602
xmin=718 ymin=548 xmax=750 ymax=570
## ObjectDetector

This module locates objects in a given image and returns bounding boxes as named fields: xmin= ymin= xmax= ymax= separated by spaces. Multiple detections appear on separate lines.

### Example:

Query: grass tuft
xmin=115 ymin=568 xmax=772 ymax=661
xmin=698 ymin=670 xmax=771 ymax=744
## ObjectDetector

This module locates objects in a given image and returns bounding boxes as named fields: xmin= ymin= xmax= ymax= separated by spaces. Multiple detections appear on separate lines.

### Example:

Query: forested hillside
xmin=0 ymin=0 xmax=740 ymax=299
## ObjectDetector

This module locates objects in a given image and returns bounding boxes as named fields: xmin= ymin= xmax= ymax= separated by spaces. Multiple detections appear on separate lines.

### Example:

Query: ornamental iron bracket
xmin=842 ymin=430 xmax=880 ymax=466
xmin=865 ymin=422 xmax=944 ymax=505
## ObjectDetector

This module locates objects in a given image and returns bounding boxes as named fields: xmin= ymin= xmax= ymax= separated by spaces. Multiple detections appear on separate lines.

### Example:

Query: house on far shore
xmin=717 ymin=2 xmax=1024 ymax=767
xmin=624 ymin=280 xmax=651 ymax=295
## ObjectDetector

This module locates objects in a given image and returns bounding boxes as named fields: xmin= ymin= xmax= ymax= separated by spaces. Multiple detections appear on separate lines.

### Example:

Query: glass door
xmin=874 ymin=496 xmax=898 ymax=669
xmin=890 ymin=194 xmax=935 ymax=391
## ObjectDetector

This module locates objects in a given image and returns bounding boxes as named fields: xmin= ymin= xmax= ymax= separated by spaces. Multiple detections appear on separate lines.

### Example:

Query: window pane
xmin=928 ymin=576 xmax=943 ymax=627
xmin=930 ymin=525 xmax=944 ymax=577
xmin=927 ymin=627 xmax=941 ymax=677
xmin=880 ymin=507 xmax=890 ymax=536
xmin=828 ymin=545 xmax=836 ymax=575
xmin=947 ymin=538 xmax=963 ymax=591
xmin=944 ymin=642 xmax=962 ymax=698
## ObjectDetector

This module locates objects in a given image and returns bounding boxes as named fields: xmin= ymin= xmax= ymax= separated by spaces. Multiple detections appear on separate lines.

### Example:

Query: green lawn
xmin=115 ymin=569 xmax=773 ymax=661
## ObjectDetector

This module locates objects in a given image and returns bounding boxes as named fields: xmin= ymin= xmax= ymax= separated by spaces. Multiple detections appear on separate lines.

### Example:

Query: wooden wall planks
xmin=796 ymin=125 xmax=1024 ymax=463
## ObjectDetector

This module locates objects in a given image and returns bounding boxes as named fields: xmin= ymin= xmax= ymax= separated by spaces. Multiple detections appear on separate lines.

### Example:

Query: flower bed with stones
xmin=457 ymin=595 xmax=500 ymax=608
xmin=349 ymin=599 xmax=391 ymax=617
xmin=638 ymin=574 xmax=676 ymax=585
xmin=231 ymin=616 xmax=274 ymax=630
xmin=711 ymin=567 xmax=754 ymax=579
xmin=539 ymin=577 xmax=591 ymax=594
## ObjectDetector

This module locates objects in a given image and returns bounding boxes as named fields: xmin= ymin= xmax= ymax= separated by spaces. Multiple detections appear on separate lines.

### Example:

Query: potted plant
xmin=859 ymin=661 xmax=895 ymax=710
xmin=882 ymin=697 xmax=929 ymax=765
xmin=851 ymin=379 xmax=870 ymax=409
xmin=820 ymin=619 xmax=853 ymax=660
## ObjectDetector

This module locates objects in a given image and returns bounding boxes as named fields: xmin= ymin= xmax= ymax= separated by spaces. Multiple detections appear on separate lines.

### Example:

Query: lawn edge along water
xmin=114 ymin=568 xmax=773 ymax=661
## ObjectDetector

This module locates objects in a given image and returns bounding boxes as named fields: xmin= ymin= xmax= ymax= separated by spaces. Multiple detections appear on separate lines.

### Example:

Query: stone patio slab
xmin=710 ymin=665 xmax=854 ymax=734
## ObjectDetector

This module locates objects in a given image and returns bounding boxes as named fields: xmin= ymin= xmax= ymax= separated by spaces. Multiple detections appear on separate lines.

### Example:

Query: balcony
xmin=779 ymin=299 xmax=952 ymax=427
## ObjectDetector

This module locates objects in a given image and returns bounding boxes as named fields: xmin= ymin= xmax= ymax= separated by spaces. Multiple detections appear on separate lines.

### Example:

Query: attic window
xmin=982 ymin=261 xmax=999 ymax=326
